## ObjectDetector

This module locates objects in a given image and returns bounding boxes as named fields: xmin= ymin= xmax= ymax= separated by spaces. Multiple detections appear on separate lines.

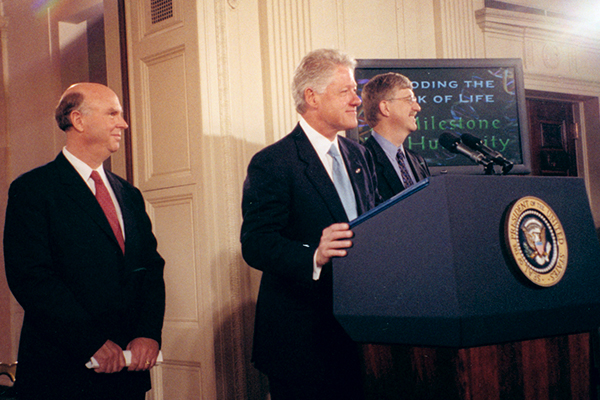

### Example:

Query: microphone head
xmin=460 ymin=133 xmax=482 ymax=149
xmin=439 ymin=131 xmax=461 ymax=152
xmin=502 ymin=161 xmax=514 ymax=174
xmin=461 ymin=132 xmax=513 ymax=173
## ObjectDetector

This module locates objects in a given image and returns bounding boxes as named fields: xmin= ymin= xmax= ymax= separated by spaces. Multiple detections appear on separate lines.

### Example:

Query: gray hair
xmin=292 ymin=49 xmax=357 ymax=114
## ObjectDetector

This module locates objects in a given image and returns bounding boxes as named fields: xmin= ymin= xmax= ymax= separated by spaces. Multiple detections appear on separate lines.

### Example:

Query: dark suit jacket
xmin=240 ymin=124 xmax=379 ymax=385
xmin=363 ymin=135 xmax=430 ymax=201
xmin=3 ymin=152 xmax=165 ymax=400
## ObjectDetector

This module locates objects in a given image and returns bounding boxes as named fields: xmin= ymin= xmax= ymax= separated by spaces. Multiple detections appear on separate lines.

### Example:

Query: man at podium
xmin=241 ymin=49 xmax=379 ymax=400
xmin=361 ymin=72 xmax=430 ymax=201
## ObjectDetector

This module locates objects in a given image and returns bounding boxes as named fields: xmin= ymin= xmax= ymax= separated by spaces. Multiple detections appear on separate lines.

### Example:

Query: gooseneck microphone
xmin=461 ymin=133 xmax=514 ymax=174
xmin=439 ymin=131 xmax=494 ymax=170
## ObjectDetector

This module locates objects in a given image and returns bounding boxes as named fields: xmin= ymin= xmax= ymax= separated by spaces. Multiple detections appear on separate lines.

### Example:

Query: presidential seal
xmin=504 ymin=196 xmax=568 ymax=287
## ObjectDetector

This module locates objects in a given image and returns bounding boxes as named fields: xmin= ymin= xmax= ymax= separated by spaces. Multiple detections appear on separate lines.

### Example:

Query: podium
xmin=333 ymin=175 xmax=600 ymax=399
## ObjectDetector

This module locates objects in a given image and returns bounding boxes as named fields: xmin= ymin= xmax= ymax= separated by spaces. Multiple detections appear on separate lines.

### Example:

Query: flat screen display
xmin=349 ymin=58 xmax=531 ymax=175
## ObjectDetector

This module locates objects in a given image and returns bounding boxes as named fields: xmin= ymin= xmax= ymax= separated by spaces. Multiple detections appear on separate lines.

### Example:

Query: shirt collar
xmin=371 ymin=131 xmax=405 ymax=158
xmin=299 ymin=116 xmax=340 ymax=159
xmin=62 ymin=147 xmax=108 ymax=183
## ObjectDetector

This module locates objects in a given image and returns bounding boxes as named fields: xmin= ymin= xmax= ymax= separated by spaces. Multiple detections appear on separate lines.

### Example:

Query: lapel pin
xmin=355 ymin=168 xmax=361 ymax=174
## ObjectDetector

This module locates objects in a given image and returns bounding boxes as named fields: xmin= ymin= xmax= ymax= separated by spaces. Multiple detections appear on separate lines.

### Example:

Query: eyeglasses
xmin=387 ymin=95 xmax=418 ymax=105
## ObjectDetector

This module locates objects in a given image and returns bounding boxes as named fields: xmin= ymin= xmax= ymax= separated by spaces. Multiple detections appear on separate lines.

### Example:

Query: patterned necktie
xmin=328 ymin=144 xmax=358 ymax=221
xmin=396 ymin=149 xmax=415 ymax=188
xmin=90 ymin=171 xmax=125 ymax=253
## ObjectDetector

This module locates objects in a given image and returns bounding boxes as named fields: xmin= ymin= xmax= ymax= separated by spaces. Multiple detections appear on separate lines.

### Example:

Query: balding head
xmin=58 ymin=83 xmax=127 ymax=168
xmin=55 ymin=83 xmax=118 ymax=132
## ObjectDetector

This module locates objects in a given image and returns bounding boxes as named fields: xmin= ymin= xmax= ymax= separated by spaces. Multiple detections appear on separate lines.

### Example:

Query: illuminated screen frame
xmin=348 ymin=58 xmax=531 ymax=175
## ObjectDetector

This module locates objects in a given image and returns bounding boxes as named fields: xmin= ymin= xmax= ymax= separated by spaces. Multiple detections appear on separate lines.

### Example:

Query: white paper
xmin=86 ymin=350 xmax=163 ymax=369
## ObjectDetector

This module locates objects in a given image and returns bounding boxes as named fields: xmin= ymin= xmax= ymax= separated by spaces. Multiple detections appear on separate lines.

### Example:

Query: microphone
xmin=439 ymin=131 xmax=494 ymax=169
xmin=460 ymin=133 xmax=514 ymax=174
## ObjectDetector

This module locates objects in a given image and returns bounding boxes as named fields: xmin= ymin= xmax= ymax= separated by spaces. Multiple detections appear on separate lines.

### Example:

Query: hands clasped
xmin=91 ymin=337 xmax=160 ymax=373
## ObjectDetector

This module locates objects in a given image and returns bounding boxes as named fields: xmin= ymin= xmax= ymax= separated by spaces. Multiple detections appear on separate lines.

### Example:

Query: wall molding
xmin=260 ymin=0 xmax=311 ymax=140
xmin=437 ymin=0 xmax=480 ymax=58
xmin=476 ymin=7 xmax=600 ymax=85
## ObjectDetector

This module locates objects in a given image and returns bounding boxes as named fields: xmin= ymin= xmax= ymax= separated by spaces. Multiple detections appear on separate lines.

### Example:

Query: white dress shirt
xmin=62 ymin=147 xmax=125 ymax=237
xmin=299 ymin=117 xmax=352 ymax=281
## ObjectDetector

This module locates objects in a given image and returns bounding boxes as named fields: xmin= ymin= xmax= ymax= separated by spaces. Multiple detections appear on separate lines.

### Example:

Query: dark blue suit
xmin=3 ymin=152 xmax=165 ymax=400
xmin=363 ymin=136 xmax=430 ymax=201
xmin=241 ymin=124 xmax=379 ymax=398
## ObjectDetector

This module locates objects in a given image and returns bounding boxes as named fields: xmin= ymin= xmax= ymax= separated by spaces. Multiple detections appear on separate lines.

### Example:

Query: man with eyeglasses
xmin=361 ymin=72 xmax=430 ymax=201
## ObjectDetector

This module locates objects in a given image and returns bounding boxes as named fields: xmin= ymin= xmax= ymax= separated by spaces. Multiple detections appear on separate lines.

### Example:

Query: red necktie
xmin=90 ymin=170 xmax=125 ymax=253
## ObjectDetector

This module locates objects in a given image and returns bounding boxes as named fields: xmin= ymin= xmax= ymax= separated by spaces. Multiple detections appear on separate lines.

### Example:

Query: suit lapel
xmin=406 ymin=150 xmax=426 ymax=183
xmin=106 ymin=172 xmax=133 ymax=252
xmin=293 ymin=126 xmax=349 ymax=222
xmin=54 ymin=153 xmax=125 ymax=253
xmin=338 ymin=138 xmax=368 ymax=216
xmin=370 ymin=138 xmax=405 ymax=193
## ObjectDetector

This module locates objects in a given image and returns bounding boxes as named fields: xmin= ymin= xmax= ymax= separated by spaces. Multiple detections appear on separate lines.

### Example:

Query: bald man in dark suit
xmin=4 ymin=83 xmax=165 ymax=400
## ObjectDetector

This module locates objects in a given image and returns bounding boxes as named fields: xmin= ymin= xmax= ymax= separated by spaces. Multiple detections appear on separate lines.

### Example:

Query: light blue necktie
xmin=328 ymin=144 xmax=358 ymax=221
